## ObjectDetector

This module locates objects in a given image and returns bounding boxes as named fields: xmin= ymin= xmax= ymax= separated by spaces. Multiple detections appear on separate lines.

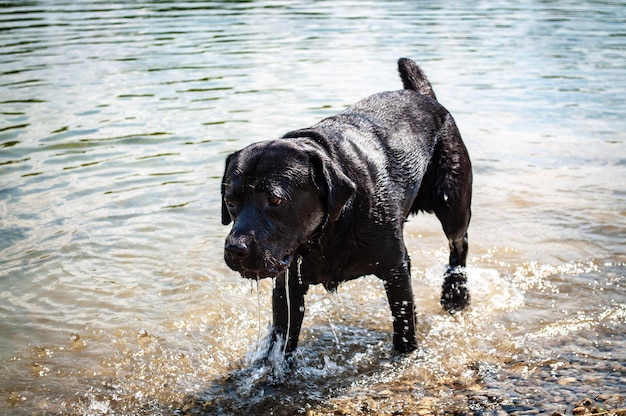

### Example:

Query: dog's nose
xmin=224 ymin=240 xmax=250 ymax=260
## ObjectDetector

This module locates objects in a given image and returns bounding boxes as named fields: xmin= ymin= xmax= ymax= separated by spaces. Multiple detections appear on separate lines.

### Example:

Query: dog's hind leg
xmin=429 ymin=121 xmax=473 ymax=312
xmin=434 ymin=174 xmax=472 ymax=312
xmin=441 ymin=231 xmax=470 ymax=312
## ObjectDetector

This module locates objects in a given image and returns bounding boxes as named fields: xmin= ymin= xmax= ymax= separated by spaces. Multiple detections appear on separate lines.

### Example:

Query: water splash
xmin=283 ymin=267 xmax=292 ymax=357
xmin=255 ymin=276 xmax=262 ymax=344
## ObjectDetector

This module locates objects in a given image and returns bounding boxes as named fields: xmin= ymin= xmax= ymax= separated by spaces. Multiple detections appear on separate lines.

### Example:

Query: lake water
xmin=1 ymin=1 xmax=624 ymax=415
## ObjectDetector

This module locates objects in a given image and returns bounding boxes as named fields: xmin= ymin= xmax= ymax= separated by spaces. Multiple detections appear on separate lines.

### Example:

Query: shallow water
xmin=1 ymin=1 xmax=625 ymax=415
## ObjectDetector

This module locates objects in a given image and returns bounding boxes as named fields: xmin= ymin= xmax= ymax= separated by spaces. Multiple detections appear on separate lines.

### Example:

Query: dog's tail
xmin=398 ymin=58 xmax=437 ymax=101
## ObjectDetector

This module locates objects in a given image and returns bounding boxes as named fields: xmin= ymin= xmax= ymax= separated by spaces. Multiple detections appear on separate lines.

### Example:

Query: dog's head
xmin=221 ymin=139 xmax=355 ymax=279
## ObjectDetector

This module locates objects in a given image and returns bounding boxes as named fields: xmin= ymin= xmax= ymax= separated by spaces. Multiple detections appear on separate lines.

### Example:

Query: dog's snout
xmin=224 ymin=240 xmax=250 ymax=260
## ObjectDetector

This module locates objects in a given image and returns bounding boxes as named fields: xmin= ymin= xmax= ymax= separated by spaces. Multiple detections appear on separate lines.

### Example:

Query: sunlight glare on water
xmin=0 ymin=1 xmax=624 ymax=415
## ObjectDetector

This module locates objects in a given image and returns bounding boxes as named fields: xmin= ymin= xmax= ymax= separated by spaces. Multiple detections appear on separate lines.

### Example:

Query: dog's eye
xmin=225 ymin=199 xmax=235 ymax=209
xmin=267 ymin=196 xmax=283 ymax=206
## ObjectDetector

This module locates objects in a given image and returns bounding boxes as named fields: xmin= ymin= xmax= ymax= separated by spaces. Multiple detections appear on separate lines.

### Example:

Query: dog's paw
xmin=441 ymin=268 xmax=470 ymax=312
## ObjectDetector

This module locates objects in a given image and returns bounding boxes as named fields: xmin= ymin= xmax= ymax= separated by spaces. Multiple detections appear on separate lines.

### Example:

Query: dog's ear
xmin=309 ymin=148 xmax=356 ymax=222
xmin=221 ymin=153 xmax=235 ymax=225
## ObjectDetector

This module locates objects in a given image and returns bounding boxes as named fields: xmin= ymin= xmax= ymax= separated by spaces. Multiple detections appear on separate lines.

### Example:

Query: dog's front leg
xmin=271 ymin=263 xmax=308 ymax=355
xmin=379 ymin=262 xmax=417 ymax=353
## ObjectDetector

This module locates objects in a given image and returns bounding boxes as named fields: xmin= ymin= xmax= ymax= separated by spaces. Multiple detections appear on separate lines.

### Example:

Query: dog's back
xmin=283 ymin=59 xmax=458 ymax=222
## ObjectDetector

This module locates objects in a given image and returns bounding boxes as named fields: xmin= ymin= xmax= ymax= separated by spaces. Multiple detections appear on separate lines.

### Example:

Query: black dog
xmin=221 ymin=58 xmax=472 ymax=355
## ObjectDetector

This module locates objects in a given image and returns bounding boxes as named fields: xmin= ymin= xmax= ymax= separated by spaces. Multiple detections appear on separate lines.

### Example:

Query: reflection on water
xmin=1 ymin=1 xmax=625 ymax=415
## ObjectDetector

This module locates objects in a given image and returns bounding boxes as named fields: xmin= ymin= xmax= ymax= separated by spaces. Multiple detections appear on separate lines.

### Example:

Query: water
xmin=1 ymin=1 xmax=624 ymax=414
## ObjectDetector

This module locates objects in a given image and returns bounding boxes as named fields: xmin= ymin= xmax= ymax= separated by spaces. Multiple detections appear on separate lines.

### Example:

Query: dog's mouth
xmin=238 ymin=253 xmax=293 ymax=279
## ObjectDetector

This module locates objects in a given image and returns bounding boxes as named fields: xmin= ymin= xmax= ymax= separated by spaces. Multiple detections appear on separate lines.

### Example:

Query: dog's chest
xmin=298 ymin=236 xmax=403 ymax=285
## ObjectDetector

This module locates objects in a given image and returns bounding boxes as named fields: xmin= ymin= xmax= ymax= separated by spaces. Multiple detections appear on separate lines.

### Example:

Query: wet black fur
xmin=221 ymin=58 xmax=472 ymax=355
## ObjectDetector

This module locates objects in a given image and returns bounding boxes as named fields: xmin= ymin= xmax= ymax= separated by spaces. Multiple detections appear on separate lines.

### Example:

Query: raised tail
xmin=398 ymin=57 xmax=437 ymax=101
